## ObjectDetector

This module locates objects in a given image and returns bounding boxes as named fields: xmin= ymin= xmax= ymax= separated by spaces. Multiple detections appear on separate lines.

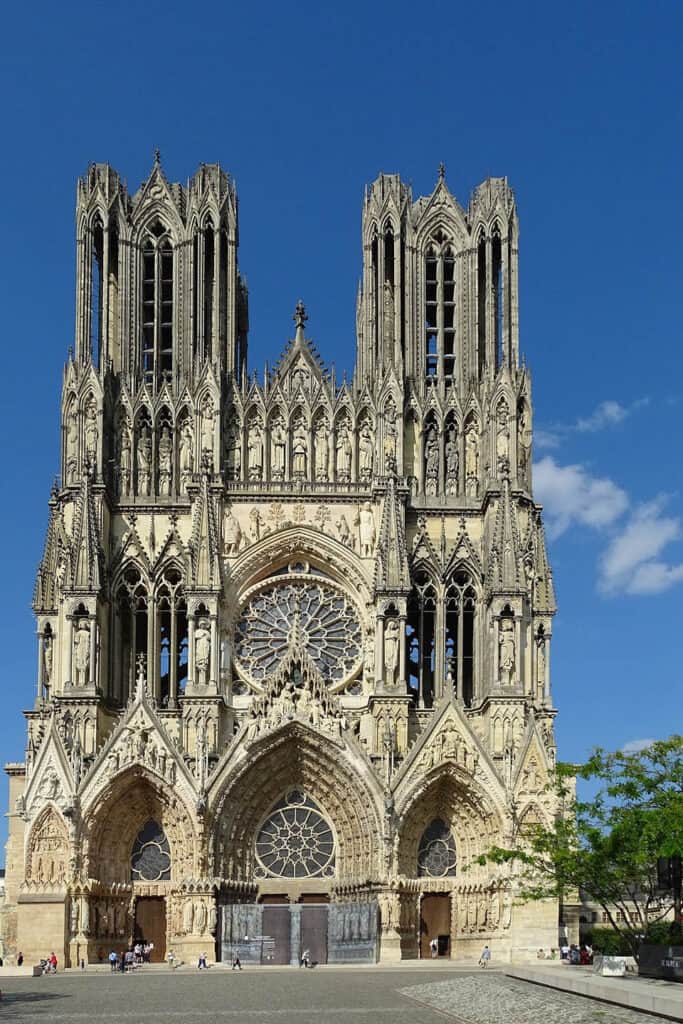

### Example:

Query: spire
xmin=374 ymin=477 xmax=411 ymax=594
xmin=188 ymin=468 xmax=222 ymax=590
xmin=533 ymin=511 xmax=557 ymax=614
xmin=71 ymin=464 xmax=103 ymax=593
xmin=33 ymin=489 xmax=70 ymax=612
xmin=293 ymin=300 xmax=308 ymax=344
xmin=488 ymin=478 xmax=523 ymax=594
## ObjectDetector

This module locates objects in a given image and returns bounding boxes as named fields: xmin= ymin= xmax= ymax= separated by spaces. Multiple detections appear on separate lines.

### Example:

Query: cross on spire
xmin=438 ymin=161 xmax=446 ymax=182
xmin=293 ymin=300 xmax=308 ymax=332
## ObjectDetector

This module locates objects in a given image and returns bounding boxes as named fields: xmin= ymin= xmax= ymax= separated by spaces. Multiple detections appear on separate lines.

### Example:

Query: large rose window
xmin=255 ymin=790 xmax=335 ymax=878
xmin=234 ymin=578 xmax=362 ymax=688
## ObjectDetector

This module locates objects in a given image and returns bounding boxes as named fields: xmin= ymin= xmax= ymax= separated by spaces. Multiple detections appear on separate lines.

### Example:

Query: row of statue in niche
xmin=64 ymin=396 xmax=530 ymax=497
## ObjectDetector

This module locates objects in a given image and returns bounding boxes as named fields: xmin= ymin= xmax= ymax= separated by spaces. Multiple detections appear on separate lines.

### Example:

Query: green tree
xmin=479 ymin=736 xmax=683 ymax=961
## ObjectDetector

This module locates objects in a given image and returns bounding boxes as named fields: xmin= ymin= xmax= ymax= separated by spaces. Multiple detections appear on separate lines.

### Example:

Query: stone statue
xmin=225 ymin=427 xmax=241 ymax=480
xmin=270 ymin=417 xmax=286 ymax=478
xmin=383 ymin=281 xmax=395 ymax=346
xmin=66 ymin=407 xmax=79 ymax=484
xmin=119 ymin=427 xmax=132 ymax=495
xmin=358 ymin=503 xmax=375 ymax=557
xmin=208 ymin=902 xmax=217 ymax=935
xmin=201 ymin=399 xmax=215 ymax=465
xmin=81 ymin=898 xmax=90 ymax=935
xmin=183 ymin=898 xmax=194 ymax=934
xmin=335 ymin=513 xmax=351 ymax=546
xmin=518 ymin=407 xmax=531 ymax=478
xmin=249 ymin=507 xmax=263 ymax=541
xmin=248 ymin=418 xmax=263 ymax=480
xmin=314 ymin=420 xmax=329 ymax=481
xmin=224 ymin=507 xmax=242 ymax=555
xmin=384 ymin=618 xmax=399 ymax=685
xmin=137 ymin=426 xmax=152 ymax=496
xmin=43 ymin=634 xmax=53 ymax=686
xmin=499 ymin=617 xmax=515 ymax=685
xmin=358 ymin=422 xmax=374 ymax=479
xmin=335 ymin=423 xmax=352 ymax=480
xmin=292 ymin=420 xmax=307 ymax=477
xmin=195 ymin=619 xmax=211 ymax=686
xmin=158 ymin=425 xmax=173 ymax=496
xmin=536 ymin=634 xmax=546 ymax=699
xmin=70 ymin=898 xmax=79 ymax=936
xmin=180 ymin=419 xmax=194 ymax=492
xmin=424 ymin=426 xmax=439 ymax=495
xmin=465 ymin=420 xmax=479 ymax=493
xmin=445 ymin=428 xmax=458 ymax=494
xmin=496 ymin=404 xmax=510 ymax=477
xmin=195 ymin=899 xmax=207 ymax=934
xmin=73 ymin=620 xmax=91 ymax=687
xmin=84 ymin=401 xmax=98 ymax=467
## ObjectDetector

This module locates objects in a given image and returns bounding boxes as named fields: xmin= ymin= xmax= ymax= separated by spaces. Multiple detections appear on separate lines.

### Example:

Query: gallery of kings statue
xmin=2 ymin=158 xmax=560 ymax=967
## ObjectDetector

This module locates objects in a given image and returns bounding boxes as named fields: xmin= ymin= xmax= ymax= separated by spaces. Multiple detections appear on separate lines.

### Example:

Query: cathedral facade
xmin=3 ymin=158 xmax=559 ymax=966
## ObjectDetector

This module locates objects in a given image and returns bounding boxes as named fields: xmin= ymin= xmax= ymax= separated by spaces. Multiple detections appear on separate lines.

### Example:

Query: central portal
xmin=134 ymin=897 xmax=167 ymax=961
xmin=420 ymin=894 xmax=451 ymax=958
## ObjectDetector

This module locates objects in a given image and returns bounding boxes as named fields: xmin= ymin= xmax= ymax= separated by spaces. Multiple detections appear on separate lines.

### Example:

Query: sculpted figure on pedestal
xmin=336 ymin=423 xmax=352 ymax=480
xmin=292 ymin=419 xmax=307 ymax=478
xmin=84 ymin=400 xmax=98 ymax=468
xmin=499 ymin=617 xmax=515 ymax=686
xmin=224 ymin=507 xmax=242 ymax=555
xmin=195 ymin=619 xmax=211 ymax=686
xmin=118 ymin=426 xmax=132 ymax=495
xmin=248 ymin=418 xmax=263 ymax=480
xmin=358 ymin=422 xmax=374 ymax=480
xmin=445 ymin=428 xmax=458 ymax=494
xmin=314 ymin=419 xmax=329 ymax=480
xmin=424 ymin=426 xmax=439 ymax=495
xmin=271 ymin=417 xmax=286 ymax=479
xmin=496 ymin=404 xmax=510 ymax=477
xmin=137 ymin=426 xmax=152 ymax=496
xmin=384 ymin=618 xmax=399 ymax=685
xmin=180 ymin=419 xmax=194 ymax=492
xmin=66 ymin=407 xmax=79 ymax=484
xmin=358 ymin=503 xmax=375 ymax=557
xmin=73 ymin=620 xmax=91 ymax=687
xmin=158 ymin=425 xmax=173 ymax=495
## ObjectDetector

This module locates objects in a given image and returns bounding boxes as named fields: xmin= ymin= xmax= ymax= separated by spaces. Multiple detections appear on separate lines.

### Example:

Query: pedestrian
xmin=197 ymin=952 xmax=208 ymax=969
xmin=478 ymin=945 xmax=491 ymax=968
xmin=80 ymin=958 xmax=85 ymax=971
xmin=16 ymin=953 xmax=23 ymax=967
xmin=300 ymin=948 xmax=311 ymax=968
xmin=231 ymin=954 xmax=242 ymax=971
xmin=49 ymin=952 xmax=58 ymax=974
xmin=119 ymin=950 xmax=126 ymax=972
xmin=109 ymin=950 xmax=118 ymax=973
xmin=429 ymin=937 xmax=438 ymax=959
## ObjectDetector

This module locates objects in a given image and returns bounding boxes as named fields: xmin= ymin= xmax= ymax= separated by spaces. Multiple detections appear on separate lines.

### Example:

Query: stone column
xmin=375 ymin=614 xmax=385 ymax=686
xmin=210 ymin=613 xmax=219 ymax=688
xmin=65 ymin=614 xmax=74 ymax=687
xmin=289 ymin=904 xmax=302 ymax=966
xmin=89 ymin=614 xmax=98 ymax=689
xmin=492 ymin=614 xmax=499 ymax=686
xmin=398 ymin=615 xmax=407 ymax=690
xmin=36 ymin=630 xmax=44 ymax=702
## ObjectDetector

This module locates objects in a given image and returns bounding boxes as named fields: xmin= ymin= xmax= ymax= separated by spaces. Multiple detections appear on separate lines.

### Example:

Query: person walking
xmin=478 ymin=945 xmax=491 ymax=968
xmin=231 ymin=954 xmax=242 ymax=970
xmin=108 ymin=950 xmax=118 ymax=973
xmin=429 ymin=937 xmax=438 ymax=959
xmin=49 ymin=952 xmax=58 ymax=974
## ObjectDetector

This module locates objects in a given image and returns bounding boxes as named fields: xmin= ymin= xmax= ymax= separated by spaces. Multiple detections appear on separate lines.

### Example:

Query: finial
xmin=293 ymin=300 xmax=308 ymax=334
xmin=438 ymin=161 xmax=446 ymax=182
xmin=154 ymin=147 xmax=161 ymax=166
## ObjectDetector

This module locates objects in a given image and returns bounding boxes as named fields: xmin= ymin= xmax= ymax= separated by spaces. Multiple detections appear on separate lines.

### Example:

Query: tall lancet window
xmin=492 ymin=226 xmax=503 ymax=370
xmin=90 ymin=218 xmax=104 ymax=367
xmin=424 ymin=231 xmax=456 ymax=383
xmin=444 ymin=570 xmax=477 ymax=706
xmin=141 ymin=221 xmax=174 ymax=388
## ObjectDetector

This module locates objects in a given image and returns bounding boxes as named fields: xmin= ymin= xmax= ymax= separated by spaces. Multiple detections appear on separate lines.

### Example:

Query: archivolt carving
xmin=26 ymin=805 xmax=69 ymax=884
xmin=83 ymin=770 xmax=198 ymax=885
xmin=396 ymin=769 xmax=504 ymax=879
xmin=210 ymin=727 xmax=382 ymax=884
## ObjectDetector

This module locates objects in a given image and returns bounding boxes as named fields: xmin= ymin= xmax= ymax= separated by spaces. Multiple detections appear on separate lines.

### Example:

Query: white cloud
xmin=534 ymin=456 xmax=629 ymax=539
xmin=621 ymin=738 xmax=655 ymax=754
xmin=599 ymin=497 xmax=683 ymax=595
xmin=537 ymin=397 xmax=649 ymax=446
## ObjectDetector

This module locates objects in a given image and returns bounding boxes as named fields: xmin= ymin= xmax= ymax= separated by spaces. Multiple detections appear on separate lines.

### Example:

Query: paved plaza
xmin=0 ymin=967 xmax=673 ymax=1024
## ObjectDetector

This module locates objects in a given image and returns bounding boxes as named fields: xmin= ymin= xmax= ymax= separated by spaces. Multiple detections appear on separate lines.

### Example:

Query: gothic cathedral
xmin=3 ymin=158 xmax=559 ymax=966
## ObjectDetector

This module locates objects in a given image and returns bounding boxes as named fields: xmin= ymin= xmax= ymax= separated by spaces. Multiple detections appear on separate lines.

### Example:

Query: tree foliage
xmin=479 ymin=736 xmax=683 ymax=961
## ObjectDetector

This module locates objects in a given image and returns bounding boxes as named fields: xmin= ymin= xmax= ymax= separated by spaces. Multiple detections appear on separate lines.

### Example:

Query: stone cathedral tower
xmin=3 ymin=158 xmax=559 ymax=967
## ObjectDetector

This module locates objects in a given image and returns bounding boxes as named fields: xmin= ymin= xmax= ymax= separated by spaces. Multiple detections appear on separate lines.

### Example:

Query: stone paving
xmin=401 ymin=972 xmax=670 ymax=1023
xmin=0 ymin=967 xmax=672 ymax=1024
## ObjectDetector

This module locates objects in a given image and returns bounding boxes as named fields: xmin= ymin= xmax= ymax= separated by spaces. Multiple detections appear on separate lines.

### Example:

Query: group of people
xmin=108 ymin=942 xmax=154 ymax=972
xmin=537 ymin=943 xmax=593 ymax=965
xmin=39 ymin=952 xmax=58 ymax=974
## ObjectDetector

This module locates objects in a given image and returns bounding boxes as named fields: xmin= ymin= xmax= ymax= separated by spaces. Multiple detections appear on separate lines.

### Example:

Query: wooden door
xmin=301 ymin=904 xmax=328 ymax=965
xmin=134 ymin=897 xmax=167 ymax=961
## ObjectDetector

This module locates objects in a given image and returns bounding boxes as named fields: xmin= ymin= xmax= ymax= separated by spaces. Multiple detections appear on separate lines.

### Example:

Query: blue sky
xmin=0 ymin=0 xmax=681 ymax=840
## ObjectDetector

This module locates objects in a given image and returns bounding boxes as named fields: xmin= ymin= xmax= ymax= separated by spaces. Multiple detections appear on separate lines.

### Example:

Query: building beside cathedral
xmin=3 ymin=157 xmax=559 ymax=966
